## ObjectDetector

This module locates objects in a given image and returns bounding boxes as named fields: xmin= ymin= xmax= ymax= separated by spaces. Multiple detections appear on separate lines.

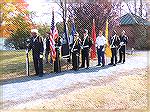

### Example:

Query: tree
xmin=123 ymin=0 xmax=148 ymax=18
xmin=0 ymin=0 xmax=31 ymax=38
xmin=4 ymin=14 xmax=31 ymax=50
xmin=67 ymin=0 xmax=120 ymax=37
xmin=38 ymin=23 xmax=50 ymax=38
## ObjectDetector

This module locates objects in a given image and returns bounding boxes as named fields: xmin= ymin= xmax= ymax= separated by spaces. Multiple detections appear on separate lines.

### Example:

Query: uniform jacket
xmin=28 ymin=36 xmax=44 ymax=56
xmin=45 ymin=37 xmax=50 ymax=51
xmin=110 ymin=35 xmax=120 ymax=48
xmin=119 ymin=35 xmax=128 ymax=46
xmin=71 ymin=39 xmax=81 ymax=53
xmin=82 ymin=36 xmax=93 ymax=49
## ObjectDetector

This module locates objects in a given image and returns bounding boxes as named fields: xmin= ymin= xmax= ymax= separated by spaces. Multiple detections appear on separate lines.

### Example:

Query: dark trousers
xmin=54 ymin=49 xmax=61 ymax=73
xmin=45 ymin=50 xmax=49 ymax=62
xmin=81 ymin=48 xmax=89 ymax=68
xmin=111 ymin=48 xmax=117 ymax=64
xmin=119 ymin=45 xmax=126 ymax=63
xmin=97 ymin=49 xmax=105 ymax=65
xmin=72 ymin=51 xmax=79 ymax=70
xmin=33 ymin=54 xmax=43 ymax=76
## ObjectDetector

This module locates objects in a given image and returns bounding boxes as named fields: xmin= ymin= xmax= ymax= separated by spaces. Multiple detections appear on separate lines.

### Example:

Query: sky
xmin=25 ymin=0 xmax=147 ymax=24
xmin=26 ymin=0 xmax=63 ymax=24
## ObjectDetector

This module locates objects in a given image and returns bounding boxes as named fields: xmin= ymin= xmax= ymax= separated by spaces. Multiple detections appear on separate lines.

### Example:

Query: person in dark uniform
xmin=71 ymin=32 xmax=81 ymax=70
xmin=80 ymin=29 xmax=91 ymax=69
xmin=44 ymin=34 xmax=50 ymax=63
xmin=108 ymin=30 xmax=120 ymax=66
xmin=27 ymin=29 xmax=44 ymax=77
xmin=54 ymin=36 xmax=61 ymax=73
xmin=118 ymin=30 xmax=128 ymax=64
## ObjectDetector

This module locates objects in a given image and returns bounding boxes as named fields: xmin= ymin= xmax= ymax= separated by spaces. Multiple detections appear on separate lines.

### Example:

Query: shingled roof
xmin=120 ymin=13 xmax=150 ymax=26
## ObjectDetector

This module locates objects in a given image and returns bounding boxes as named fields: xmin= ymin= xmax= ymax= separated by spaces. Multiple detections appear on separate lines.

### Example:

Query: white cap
xmin=31 ymin=29 xmax=38 ymax=34
xmin=74 ymin=32 xmax=79 ymax=36
xmin=84 ymin=29 xmax=88 ymax=34
xmin=122 ymin=30 xmax=125 ymax=33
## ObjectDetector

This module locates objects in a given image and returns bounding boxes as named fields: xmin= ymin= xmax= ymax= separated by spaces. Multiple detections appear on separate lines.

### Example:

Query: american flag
xmin=49 ymin=8 xmax=58 ymax=62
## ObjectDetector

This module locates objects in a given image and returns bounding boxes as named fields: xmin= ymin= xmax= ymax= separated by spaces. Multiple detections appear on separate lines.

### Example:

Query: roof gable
xmin=120 ymin=13 xmax=150 ymax=26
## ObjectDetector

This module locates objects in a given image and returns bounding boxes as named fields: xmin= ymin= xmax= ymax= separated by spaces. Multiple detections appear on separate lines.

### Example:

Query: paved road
xmin=1 ymin=51 xmax=149 ymax=109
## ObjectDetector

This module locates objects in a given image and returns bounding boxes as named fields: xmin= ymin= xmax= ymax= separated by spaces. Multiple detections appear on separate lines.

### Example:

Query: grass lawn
xmin=0 ymin=50 xmax=67 ymax=80
xmin=0 ymin=50 xmax=33 ymax=80
xmin=0 ymin=50 xmax=73 ymax=80
xmin=0 ymin=50 xmax=145 ymax=80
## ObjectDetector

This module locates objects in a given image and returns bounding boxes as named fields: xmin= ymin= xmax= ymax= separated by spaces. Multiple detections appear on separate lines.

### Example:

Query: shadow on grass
xmin=1 ymin=64 xmax=114 ymax=85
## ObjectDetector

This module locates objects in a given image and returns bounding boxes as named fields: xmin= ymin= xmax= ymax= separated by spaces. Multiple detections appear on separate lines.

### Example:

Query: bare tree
xmin=67 ymin=0 xmax=121 ymax=36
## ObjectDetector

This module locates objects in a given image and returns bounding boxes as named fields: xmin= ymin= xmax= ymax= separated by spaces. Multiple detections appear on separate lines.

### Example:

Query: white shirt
xmin=96 ymin=35 xmax=106 ymax=47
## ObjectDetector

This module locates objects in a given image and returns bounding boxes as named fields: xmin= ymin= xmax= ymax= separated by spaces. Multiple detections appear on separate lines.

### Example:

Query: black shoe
xmin=101 ymin=65 xmax=105 ymax=67
xmin=122 ymin=61 xmax=125 ymax=64
xmin=108 ymin=63 xmax=113 ymax=65
xmin=35 ymin=73 xmax=39 ymax=76
xmin=113 ymin=64 xmax=116 ymax=66
xmin=33 ymin=74 xmax=38 ymax=76
xmin=118 ymin=61 xmax=121 ymax=63
xmin=96 ymin=64 xmax=101 ymax=66
xmin=79 ymin=66 xmax=84 ymax=68
xmin=74 ymin=69 xmax=79 ymax=71
xmin=86 ymin=67 xmax=89 ymax=69
xmin=72 ymin=67 xmax=75 ymax=70
xmin=39 ymin=73 xmax=43 ymax=77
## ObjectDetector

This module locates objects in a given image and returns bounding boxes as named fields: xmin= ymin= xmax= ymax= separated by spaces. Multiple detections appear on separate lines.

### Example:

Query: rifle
xmin=26 ymin=48 xmax=29 ymax=76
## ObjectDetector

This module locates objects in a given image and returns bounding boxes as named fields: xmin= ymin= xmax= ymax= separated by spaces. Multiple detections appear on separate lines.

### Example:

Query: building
xmin=115 ymin=13 xmax=150 ymax=49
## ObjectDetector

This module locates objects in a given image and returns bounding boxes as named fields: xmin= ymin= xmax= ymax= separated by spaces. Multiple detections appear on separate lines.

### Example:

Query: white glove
xmin=25 ymin=49 xmax=28 ymax=54
xmin=120 ymin=42 xmax=124 ymax=46
xmin=40 ymin=54 xmax=43 ymax=58
xmin=102 ymin=47 xmax=105 ymax=51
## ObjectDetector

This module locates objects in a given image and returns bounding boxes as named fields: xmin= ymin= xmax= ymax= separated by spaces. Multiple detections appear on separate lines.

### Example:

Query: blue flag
xmin=61 ymin=20 xmax=70 ymax=58
xmin=70 ymin=22 xmax=76 ymax=45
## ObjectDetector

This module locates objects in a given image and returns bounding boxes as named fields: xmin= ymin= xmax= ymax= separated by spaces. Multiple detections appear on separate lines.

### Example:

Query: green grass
xmin=0 ymin=50 xmax=34 ymax=79
xmin=0 ymin=50 xmax=71 ymax=80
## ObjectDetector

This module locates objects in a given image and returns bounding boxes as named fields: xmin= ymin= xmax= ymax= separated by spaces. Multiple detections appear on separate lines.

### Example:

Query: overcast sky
xmin=26 ymin=0 xmax=62 ymax=24
xmin=25 ymin=0 xmax=147 ymax=24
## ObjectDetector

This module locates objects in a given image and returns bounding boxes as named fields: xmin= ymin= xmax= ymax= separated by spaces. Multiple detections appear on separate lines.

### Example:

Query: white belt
xmin=122 ymin=44 xmax=126 ymax=46
xmin=83 ymin=45 xmax=89 ymax=48
xmin=111 ymin=46 xmax=117 ymax=48
xmin=73 ymin=49 xmax=78 ymax=51
xmin=120 ymin=42 xmax=126 ymax=46
xmin=97 ymin=45 xmax=104 ymax=49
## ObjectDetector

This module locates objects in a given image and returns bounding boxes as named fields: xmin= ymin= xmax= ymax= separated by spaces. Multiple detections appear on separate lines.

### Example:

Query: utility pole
xmin=119 ymin=1 xmax=122 ymax=17
xmin=63 ymin=0 xmax=68 ymax=44
xmin=139 ymin=0 xmax=143 ymax=17
xmin=134 ymin=0 xmax=137 ymax=15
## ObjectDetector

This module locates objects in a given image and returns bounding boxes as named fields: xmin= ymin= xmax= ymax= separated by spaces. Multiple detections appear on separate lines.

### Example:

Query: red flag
xmin=90 ymin=19 xmax=97 ymax=60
